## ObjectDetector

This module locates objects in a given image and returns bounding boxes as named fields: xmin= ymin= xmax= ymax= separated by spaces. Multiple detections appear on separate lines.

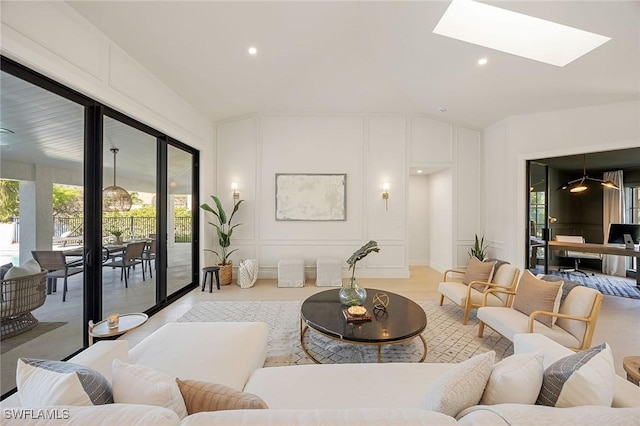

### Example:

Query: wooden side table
xmin=623 ymin=356 xmax=640 ymax=386
xmin=88 ymin=313 xmax=148 ymax=345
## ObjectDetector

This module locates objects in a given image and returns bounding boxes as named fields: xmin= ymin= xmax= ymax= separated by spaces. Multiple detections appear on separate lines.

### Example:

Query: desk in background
xmin=547 ymin=241 xmax=640 ymax=286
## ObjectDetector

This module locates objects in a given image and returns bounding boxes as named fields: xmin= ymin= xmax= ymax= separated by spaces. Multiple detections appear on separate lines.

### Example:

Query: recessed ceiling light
xmin=433 ymin=0 xmax=610 ymax=67
xmin=436 ymin=106 xmax=447 ymax=113
xmin=417 ymin=170 xmax=423 ymax=174
xmin=248 ymin=46 xmax=258 ymax=56
xmin=477 ymin=58 xmax=488 ymax=65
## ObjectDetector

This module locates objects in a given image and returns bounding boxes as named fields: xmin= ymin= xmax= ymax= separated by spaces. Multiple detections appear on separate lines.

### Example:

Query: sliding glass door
xmin=102 ymin=116 xmax=158 ymax=314
xmin=167 ymin=144 xmax=196 ymax=295
xmin=1 ymin=57 xmax=199 ymax=398
xmin=0 ymin=68 xmax=87 ymax=395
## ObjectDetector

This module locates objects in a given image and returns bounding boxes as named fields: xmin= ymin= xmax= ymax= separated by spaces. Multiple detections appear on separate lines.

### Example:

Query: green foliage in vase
xmin=200 ymin=195 xmax=244 ymax=265
xmin=469 ymin=234 xmax=488 ymax=260
xmin=346 ymin=240 xmax=380 ymax=283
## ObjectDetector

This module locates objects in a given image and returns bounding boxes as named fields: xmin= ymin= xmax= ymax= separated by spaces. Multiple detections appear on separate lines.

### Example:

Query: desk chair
xmin=553 ymin=235 xmax=601 ymax=277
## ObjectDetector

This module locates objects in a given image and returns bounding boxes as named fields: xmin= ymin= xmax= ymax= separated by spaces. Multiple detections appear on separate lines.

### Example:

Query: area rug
xmin=543 ymin=270 xmax=640 ymax=300
xmin=1 ymin=322 xmax=67 ymax=354
xmin=177 ymin=300 xmax=512 ymax=366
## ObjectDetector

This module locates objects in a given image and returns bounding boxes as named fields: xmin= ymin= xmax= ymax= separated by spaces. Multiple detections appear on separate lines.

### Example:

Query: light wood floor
xmin=121 ymin=266 xmax=640 ymax=378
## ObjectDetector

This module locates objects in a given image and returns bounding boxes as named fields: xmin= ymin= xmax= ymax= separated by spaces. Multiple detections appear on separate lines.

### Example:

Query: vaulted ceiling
xmin=66 ymin=0 xmax=640 ymax=129
xmin=1 ymin=1 xmax=639 ymax=186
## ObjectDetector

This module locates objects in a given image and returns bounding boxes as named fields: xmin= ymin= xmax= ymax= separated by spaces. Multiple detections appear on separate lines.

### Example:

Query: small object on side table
xmin=623 ymin=356 xmax=640 ymax=386
xmin=88 ymin=312 xmax=148 ymax=346
xmin=107 ymin=313 xmax=119 ymax=329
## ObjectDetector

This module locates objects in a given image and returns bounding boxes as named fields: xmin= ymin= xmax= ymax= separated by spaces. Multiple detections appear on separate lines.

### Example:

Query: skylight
xmin=433 ymin=0 xmax=610 ymax=67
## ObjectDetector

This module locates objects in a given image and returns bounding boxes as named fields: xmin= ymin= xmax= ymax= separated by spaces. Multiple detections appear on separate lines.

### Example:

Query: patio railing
xmin=10 ymin=216 xmax=192 ymax=243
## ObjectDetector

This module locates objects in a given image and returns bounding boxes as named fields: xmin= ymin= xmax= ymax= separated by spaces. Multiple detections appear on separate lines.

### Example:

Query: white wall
xmin=482 ymin=100 xmax=640 ymax=269
xmin=217 ymin=115 xmax=408 ymax=279
xmin=426 ymin=168 xmax=453 ymax=272
xmin=409 ymin=175 xmax=429 ymax=266
xmin=217 ymin=114 xmax=481 ymax=278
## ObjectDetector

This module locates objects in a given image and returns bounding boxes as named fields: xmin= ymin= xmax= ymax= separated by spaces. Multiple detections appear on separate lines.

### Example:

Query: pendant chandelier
xmin=103 ymin=148 xmax=132 ymax=212
xmin=557 ymin=154 xmax=619 ymax=193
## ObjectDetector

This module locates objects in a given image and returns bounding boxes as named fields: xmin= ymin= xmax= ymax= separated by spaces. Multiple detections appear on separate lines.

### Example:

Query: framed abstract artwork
xmin=275 ymin=173 xmax=347 ymax=221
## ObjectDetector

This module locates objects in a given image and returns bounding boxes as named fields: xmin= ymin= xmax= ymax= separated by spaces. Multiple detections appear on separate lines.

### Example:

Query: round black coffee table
xmin=300 ymin=288 xmax=427 ymax=363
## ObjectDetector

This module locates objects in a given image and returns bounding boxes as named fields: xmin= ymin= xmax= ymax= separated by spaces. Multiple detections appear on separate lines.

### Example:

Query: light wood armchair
xmin=438 ymin=264 xmax=520 ymax=325
xmin=477 ymin=285 xmax=603 ymax=351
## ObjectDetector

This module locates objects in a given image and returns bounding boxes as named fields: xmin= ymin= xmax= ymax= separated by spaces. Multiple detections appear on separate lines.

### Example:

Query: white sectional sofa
xmin=2 ymin=322 xmax=639 ymax=425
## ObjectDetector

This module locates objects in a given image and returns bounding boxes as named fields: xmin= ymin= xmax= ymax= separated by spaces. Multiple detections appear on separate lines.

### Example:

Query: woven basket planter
xmin=219 ymin=262 xmax=232 ymax=285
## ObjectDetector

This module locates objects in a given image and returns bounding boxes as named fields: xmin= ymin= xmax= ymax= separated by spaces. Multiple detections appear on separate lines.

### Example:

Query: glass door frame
xmin=1 ymin=56 xmax=200 ymax=351
xmin=526 ymin=161 xmax=550 ymax=272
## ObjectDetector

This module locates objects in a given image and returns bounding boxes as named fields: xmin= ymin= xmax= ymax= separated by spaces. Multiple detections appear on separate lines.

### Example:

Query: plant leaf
xmin=212 ymin=196 xmax=227 ymax=224
xmin=228 ymin=199 xmax=244 ymax=225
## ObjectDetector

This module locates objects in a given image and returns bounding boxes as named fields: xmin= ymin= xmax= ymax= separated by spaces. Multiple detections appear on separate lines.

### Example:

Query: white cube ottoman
xmin=278 ymin=258 xmax=305 ymax=287
xmin=316 ymin=257 xmax=343 ymax=287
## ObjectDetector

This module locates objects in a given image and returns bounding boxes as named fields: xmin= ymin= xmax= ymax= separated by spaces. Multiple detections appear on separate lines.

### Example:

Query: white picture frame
xmin=275 ymin=173 xmax=347 ymax=221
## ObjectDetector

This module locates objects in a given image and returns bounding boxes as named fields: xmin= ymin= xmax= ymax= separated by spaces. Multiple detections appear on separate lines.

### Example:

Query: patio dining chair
xmin=31 ymin=250 xmax=83 ymax=302
xmin=142 ymin=239 xmax=156 ymax=278
xmin=103 ymin=241 xmax=146 ymax=287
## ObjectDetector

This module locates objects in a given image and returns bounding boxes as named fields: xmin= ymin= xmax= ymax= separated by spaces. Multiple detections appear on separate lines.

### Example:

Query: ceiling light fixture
xmin=557 ymin=154 xmax=619 ymax=193
xmin=436 ymin=106 xmax=447 ymax=113
xmin=417 ymin=170 xmax=423 ymax=174
xmin=103 ymin=148 xmax=132 ymax=212
xmin=477 ymin=58 xmax=488 ymax=65
xmin=433 ymin=0 xmax=610 ymax=67
xmin=248 ymin=46 xmax=258 ymax=55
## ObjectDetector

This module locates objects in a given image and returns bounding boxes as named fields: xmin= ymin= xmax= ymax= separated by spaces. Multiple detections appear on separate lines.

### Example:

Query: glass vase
xmin=339 ymin=278 xmax=367 ymax=306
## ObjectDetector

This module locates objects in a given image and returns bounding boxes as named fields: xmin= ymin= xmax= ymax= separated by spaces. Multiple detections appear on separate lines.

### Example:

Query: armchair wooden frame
xmin=477 ymin=287 xmax=603 ymax=351
xmin=439 ymin=268 xmax=520 ymax=325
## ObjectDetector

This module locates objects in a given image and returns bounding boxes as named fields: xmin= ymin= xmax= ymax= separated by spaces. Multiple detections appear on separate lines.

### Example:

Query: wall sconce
xmin=382 ymin=183 xmax=390 ymax=210
xmin=231 ymin=182 xmax=239 ymax=200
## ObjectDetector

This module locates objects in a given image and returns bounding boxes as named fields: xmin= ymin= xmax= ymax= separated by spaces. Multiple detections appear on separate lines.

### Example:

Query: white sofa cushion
xmin=480 ymin=351 xmax=544 ymax=405
xmin=536 ymin=342 xmax=614 ymax=407
xmin=180 ymin=408 xmax=458 ymax=425
xmin=69 ymin=340 xmax=129 ymax=384
xmin=129 ymin=322 xmax=268 ymax=391
xmin=244 ymin=362 xmax=455 ymax=409
xmin=112 ymin=359 xmax=188 ymax=420
xmin=4 ymin=259 xmax=41 ymax=279
xmin=457 ymin=404 xmax=640 ymax=426
xmin=419 ymin=351 xmax=495 ymax=417
xmin=2 ymin=404 xmax=180 ymax=426
xmin=16 ymin=359 xmax=112 ymax=407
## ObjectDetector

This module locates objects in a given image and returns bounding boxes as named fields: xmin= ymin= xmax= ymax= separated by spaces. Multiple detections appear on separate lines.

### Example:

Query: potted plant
xmin=340 ymin=240 xmax=380 ymax=306
xmin=469 ymin=234 xmax=488 ymax=261
xmin=200 ymin=195 xmax=244 ymax=285
xmin=109 ymin=229 xmax=123 ymax=245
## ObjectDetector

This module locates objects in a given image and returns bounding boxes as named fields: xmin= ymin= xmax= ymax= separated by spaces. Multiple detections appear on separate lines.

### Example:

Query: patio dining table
xmin=62 ymin=244 xmax=126 ymax=266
